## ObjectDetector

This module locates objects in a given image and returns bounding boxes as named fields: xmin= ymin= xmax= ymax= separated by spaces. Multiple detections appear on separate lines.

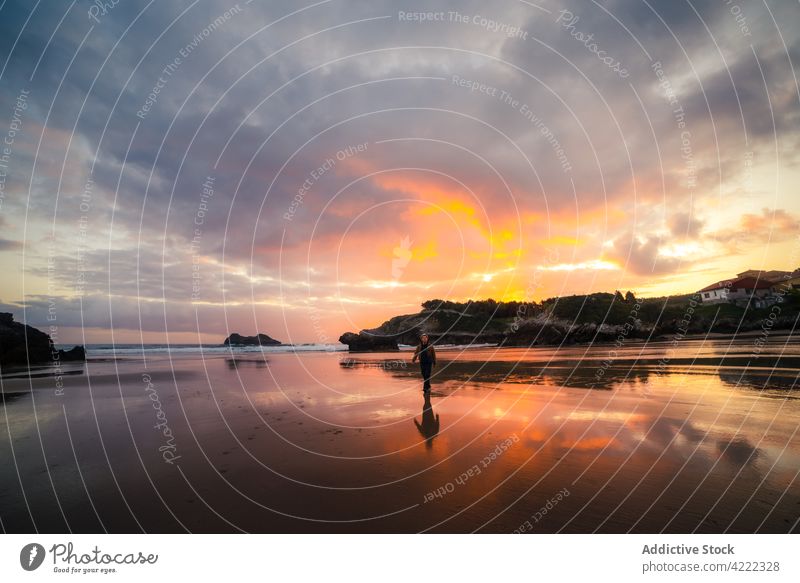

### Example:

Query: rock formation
xmin=223 ymin=332 xmax=282 ymax=346
xmin=0 ymin=312 xmax=86 ymax=367
xmin=338 ymin=331 xmax=399 ymax=352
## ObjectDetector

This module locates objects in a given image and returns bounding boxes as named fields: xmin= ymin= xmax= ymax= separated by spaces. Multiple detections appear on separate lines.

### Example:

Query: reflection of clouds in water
xmin=554 ymin=411 xmax=645 ymax=423
xmin=372 ymin=407 xmax=413 ymax=421
xmin=717 ymin=437 xmax=760 ymax=467
xmin=519 ymin=410 xmax=641 ymax=454
xmin=324 ymin=393 xmax=387 ymax=406
xmin=357 ymin=358 xmax=796 ymax=478
xmin=518 ymin=411 xmax=743 ymax=462
xmin=645 ymin=417 xmax=706 ymax=449
xmin=3 ymin=348 xmax=798 ymax=532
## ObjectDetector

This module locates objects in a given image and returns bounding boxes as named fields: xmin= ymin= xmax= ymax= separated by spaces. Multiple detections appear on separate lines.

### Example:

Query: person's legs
xmin=420 ymin=361 xmax=432 ymax=391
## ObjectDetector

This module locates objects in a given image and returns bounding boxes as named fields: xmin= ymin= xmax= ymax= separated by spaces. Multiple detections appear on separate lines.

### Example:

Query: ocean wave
xmin=76 ymin=343 xmax=349 ymax=356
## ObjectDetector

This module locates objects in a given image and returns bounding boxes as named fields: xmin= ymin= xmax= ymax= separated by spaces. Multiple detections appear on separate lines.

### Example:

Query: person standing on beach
xmin=412 ymin=333 xmax=436 ymax=392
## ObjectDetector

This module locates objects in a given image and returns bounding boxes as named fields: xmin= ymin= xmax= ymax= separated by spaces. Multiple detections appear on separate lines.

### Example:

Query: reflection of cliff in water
xmin=386 ymin=359 xmax=657 ymax=390
xmin=717 ymin=368 xmax=800 ymax=392
xmin=225 ymin=358 xmax=268 ymax=369
xmin=371 ymin=350 xmax=800 ymax=393
xmin=0 ymin=391 xmax=29 ymax=404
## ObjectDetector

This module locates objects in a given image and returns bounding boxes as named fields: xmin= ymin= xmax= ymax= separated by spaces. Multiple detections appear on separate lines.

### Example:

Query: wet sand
xmin=1 ymin=337 xmax=799 ymax=533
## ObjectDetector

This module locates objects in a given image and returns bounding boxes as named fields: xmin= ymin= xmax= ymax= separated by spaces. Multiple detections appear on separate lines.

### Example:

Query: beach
xmin=1 ymin=337 xmax=798 ymax=533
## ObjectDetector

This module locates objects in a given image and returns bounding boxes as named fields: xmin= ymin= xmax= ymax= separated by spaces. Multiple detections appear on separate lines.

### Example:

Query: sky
xmin=0 ymin=0 xmax=798 ymax=344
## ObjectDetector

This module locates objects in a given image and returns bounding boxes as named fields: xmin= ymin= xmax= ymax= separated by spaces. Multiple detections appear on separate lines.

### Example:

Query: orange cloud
xmin=739 ymin=208 xmax=799 ymax=236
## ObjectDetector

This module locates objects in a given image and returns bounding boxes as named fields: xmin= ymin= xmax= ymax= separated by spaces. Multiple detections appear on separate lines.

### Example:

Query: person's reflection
xmin=414 ymin=392 xmax=440 ymax=449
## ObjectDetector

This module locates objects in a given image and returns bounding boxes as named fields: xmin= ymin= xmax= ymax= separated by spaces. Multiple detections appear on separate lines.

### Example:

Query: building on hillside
xmin=698 ymin=276 xmax=773 ymax=307
xmin=769 ymin=270 xmax=800 ymax=293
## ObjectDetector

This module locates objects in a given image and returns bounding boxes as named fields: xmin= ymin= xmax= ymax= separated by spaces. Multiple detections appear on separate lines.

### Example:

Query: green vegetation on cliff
xmin=339 ymin=289 xmax=800 ymax=351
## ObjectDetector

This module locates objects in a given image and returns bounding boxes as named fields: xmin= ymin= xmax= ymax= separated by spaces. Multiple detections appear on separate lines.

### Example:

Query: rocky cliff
xmin=0 ymin=312 xmax=86 ymax=367
xmin=338 ymin=302 xmax=509 ymax=351
xmin=338 ymin=291 xmax=800 ymax=352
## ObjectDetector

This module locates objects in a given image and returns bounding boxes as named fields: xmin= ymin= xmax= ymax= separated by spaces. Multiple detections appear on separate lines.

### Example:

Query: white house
xmin=698 ymin=276 xmax=773 ymax=306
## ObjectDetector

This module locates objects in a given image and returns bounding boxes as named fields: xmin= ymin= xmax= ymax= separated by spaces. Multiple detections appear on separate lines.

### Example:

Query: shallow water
xmin=1 ymin=336 xmax=798 ymax=533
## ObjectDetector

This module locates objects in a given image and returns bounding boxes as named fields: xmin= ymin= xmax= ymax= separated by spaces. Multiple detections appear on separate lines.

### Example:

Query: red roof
xmin=699 ymin=276 xmax=773 ymax=293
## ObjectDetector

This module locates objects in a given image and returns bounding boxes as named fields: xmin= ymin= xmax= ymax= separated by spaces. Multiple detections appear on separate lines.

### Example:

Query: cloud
xmin=714 ymin=208 xmax=800 ymax=246
xmin=741 ymin=208 xmax=800 ymax=235
xmin=0 ymin=0 xmax=799 ymax=339
xmin=606 ymin=232 xmax=684 ymax=276
xmin=0 ymin=239 xmax=23 ymax=251
xmin=668 ymin=212 xmax=704 ymax=238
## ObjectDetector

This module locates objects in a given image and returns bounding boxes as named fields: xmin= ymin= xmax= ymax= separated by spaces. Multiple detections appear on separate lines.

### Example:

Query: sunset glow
xmin=0 ymin=1 xmax=797 ymax=345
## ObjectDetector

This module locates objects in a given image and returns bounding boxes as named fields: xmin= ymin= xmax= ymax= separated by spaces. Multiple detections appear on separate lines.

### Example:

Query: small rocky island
xmin=223 ymin=332 xmax=282 ymax=347
xmin=338 ymin=331 xmax=400 ymax=352
xmin=0 ymin=312 xmax=86 ymax=367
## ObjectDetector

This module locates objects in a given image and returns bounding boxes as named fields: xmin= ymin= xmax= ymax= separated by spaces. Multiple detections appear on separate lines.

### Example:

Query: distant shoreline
xmin=50 ymin=329 xmax=797 ymax=357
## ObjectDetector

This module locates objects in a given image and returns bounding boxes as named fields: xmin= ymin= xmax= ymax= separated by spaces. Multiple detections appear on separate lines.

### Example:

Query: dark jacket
xmin=412 ymin=342 xmax=437 ymax=365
